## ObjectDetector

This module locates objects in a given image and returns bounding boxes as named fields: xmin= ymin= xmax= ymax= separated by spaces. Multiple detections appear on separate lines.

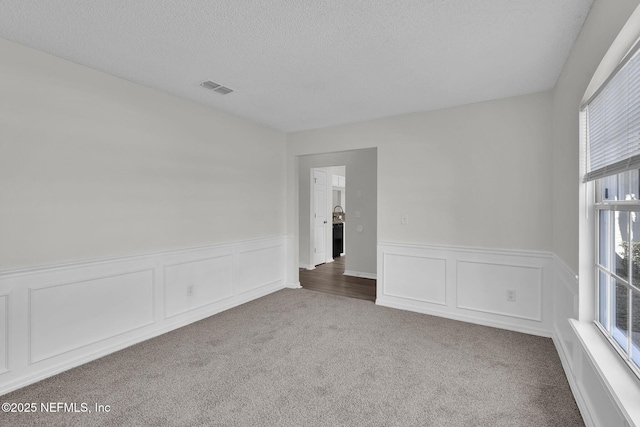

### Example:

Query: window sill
xmin=570 ymin=319 xmax=640 ymax=426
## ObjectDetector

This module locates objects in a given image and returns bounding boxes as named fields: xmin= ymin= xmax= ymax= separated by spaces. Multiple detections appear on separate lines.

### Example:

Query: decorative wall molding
xmin=238 ymin=243 xmax=284 ymax=295
xmin=549 ymin=256 xmax=591 ymax=426
xmin=377 ymin=242 xmax=553 ymax=337
xmin=0 ymin=236 xmax=286 ymax=396
xmin=456 ymin=260 xmax=542 ymax=322
xmin=29 ymin=269 xmax=155 ymax=364
xmin=5 ymin=235 xmax=638 ymax=427
xmin=163 ymin=254 xmax=233 ymax=319
xmin=550 ymin=255 xmax=640 ymax=427
xmin=552 ymin=332 xmax=594 ymax=427
xmin=378 ymin=241 xmax=553 ymax=259
xmin=381 ymin=253 xmax=446 ymax=305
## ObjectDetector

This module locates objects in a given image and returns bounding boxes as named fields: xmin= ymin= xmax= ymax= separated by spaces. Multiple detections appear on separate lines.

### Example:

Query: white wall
xmin=0 ymin=38 xmax=287 ymax=271
xmin=0 ymin=38 xmax=288 ymax=394
xmin=288 ymin=91 xmax=553 ymax=252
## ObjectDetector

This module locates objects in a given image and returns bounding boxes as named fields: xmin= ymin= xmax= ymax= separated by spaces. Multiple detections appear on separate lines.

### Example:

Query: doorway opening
xmin=296 ymin=149 xmax=377 ymax=301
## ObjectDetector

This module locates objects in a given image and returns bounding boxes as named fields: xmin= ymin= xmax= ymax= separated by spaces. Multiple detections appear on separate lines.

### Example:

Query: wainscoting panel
xmin=456 ymin=260 xmax=542 ymax=321
xmin=164 ymin=255 xmax=233 ymax=319
xmin=0 ymin=236 xmax=286 ymax=395
xmin=30 ymin=269 xmax=155 ymax=364
xmin=238 ymin=243 xmax=284 ymax=295
xmin=551 ymin=256 xmax=639 ymax=427
xmin=377 ymin=242 xmax=552 ymax=337
xmin=382 ymin=253 xmax=446 ymax=305
xmin=575 ymin=344 xmax=622 ymax=427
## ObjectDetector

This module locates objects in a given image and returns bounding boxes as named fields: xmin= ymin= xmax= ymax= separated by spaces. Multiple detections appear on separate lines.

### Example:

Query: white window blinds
xmin=583 ymin=45 xmax=640 ymax=182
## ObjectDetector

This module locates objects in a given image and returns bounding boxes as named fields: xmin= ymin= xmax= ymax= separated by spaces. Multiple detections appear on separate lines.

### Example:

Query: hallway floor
xmin=299 ymin=256 xmax=376 ymax=301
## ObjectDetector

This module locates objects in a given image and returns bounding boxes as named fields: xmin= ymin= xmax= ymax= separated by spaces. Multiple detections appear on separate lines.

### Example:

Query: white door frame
xmin=311 ymin=169 xmax=328 ymax=267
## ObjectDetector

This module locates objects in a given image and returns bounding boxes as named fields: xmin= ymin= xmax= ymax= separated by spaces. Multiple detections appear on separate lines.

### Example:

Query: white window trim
xmin=592 ymin=179 xmax=640 ymax=379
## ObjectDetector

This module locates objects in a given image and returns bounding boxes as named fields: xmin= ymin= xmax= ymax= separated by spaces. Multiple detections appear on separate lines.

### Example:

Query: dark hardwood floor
xmin=299 ymin=256 xmax=376 ymax=302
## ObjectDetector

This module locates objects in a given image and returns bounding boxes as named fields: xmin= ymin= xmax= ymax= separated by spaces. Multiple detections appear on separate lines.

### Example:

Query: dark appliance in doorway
xmin=333 ymin=222 xmax=343 ymax=258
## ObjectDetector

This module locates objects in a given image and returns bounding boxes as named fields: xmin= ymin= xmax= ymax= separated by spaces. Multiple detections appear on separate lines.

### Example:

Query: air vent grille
xmin=213 ymin=86 xmax=233 ymax=95
xmin=200 ymin=80 xmax=220 ymax=90
xmin=200 ymin=80 xmax=233 ymax=95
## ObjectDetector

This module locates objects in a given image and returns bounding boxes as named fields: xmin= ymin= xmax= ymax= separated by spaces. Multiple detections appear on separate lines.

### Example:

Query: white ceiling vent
xmin=200 ymin=80 xmax=220 ymax=90
xmin=200 ymin=80 xmax=233 ymax=95
xmin=213 ymin=86 xmax=233 ymax=95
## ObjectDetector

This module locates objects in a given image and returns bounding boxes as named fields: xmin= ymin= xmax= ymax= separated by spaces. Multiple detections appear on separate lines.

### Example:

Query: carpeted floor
xmin=1 ymin=289 xmax=584 ymax=426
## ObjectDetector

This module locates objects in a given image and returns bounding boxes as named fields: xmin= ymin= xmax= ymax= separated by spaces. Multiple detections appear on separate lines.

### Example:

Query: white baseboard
xmin=0 ymin=236 xmax=286 ymax=395
xmin=377 ymin=298 xmax=551 ymax=337
xmin=343 ymin=270 xmax=377 ymax=280
xmin=286 ymin=281 xmax=302 ymax=289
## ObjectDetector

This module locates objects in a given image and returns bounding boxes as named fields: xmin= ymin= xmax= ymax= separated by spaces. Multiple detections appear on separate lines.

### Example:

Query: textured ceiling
xmin=0 ymin=0 xmax=594 ymax=132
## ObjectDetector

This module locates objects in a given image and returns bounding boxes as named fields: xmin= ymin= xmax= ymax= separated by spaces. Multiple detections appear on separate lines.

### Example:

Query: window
xmin=584 ymin=42 xmax=640 ymax=377
xmin=594 ymin=171 xmax=640 ymax=376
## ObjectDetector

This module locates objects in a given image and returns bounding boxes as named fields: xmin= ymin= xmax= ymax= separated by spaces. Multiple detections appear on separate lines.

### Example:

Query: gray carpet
xmin=2 ymin=289 xmax=584 ymax=426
